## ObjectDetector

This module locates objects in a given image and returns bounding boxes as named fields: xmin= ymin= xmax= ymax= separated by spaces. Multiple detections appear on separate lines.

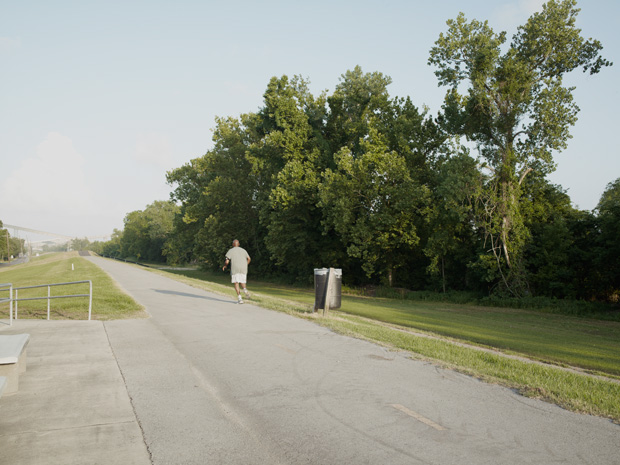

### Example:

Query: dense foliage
xmin=95 ymin=1 xmax=617 ymax=303
xmin=0 ymin=220 xmax=26 ymax=261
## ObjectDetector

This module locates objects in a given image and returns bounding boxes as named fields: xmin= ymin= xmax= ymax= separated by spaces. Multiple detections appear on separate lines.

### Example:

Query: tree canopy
xmin=98 ymin=2 xmax=616 ymax=303
xmin=428 ymin=0 xmax=611 ymax=295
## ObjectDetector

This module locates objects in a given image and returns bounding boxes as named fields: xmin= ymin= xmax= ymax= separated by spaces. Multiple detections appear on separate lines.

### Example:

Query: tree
xmin=424 ymin=149 xmax=480 ymax=292
xmin=71 ymin=237 xmax=90 ymax=251
xmin=102 ymin=229 xmax=123 ymax=258
xmin=428 ymin=0 xmax=611 ymax=295
xmin=252 ymin=76 xmax=338 ymax=280
xmin=119 ymin=200 xmax=179 ymax=262
xmin=165 ymin=156 xmax=212 ymax=265
xmin=320 ymin=125 xmax=430 ymax=285
xmin=0 ymin=220 xmax=7 ymax=261
xmin=168 ymin=115 xmax=264 ymax=270
xmin=120 ymin=210 xmax=151 ymax=260
xmin=595 ymin=178 xmax=620 ymax=300
xmin=0 ymin=222 xmax=26 ymax=261
xmin=521 ymin=178 xmax=576 ymax=297
xmin=325 ymin=66 xmax=393 ymax=159
xmin=144 ymin=200 xmax=179 ymax=261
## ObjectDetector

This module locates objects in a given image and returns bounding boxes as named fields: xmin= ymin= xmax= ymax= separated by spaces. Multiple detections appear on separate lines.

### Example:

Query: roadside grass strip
xmin=0 ymin=252 xmax=145 ymax=320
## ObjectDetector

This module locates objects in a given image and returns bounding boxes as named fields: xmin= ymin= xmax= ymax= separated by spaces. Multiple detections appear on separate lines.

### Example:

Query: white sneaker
xmin=244 ymin=288 xmax=250 ymax=298
xmin=238 ymin=297 xmax=244 ymax=304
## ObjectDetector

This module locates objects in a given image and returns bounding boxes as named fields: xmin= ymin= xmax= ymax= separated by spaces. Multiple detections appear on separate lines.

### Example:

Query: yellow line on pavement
xmin=390 ymin=404 xmax=447 ymax=431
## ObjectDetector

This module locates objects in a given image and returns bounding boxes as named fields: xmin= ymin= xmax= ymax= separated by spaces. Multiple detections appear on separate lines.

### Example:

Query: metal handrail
xmin=12 ymin=280 xmax=93 ymax=321
xmin=0 ymin=283 xmax=13 ymax=325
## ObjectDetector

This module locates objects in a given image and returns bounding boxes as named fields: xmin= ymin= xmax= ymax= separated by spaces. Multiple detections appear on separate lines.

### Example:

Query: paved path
xmin=2 ymin=256 xmax=619 ymax=464
xmin=0 ymin=320 xmax=150 ymax=465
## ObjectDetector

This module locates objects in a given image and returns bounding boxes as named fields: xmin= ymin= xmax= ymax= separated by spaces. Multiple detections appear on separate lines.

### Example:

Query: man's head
xmin=232 ymin=239 xmax=240 ymax=247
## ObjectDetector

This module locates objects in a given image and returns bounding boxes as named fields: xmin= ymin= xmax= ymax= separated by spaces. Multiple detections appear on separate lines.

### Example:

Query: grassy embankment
xmin=0 ymin=252 xmax=145 ymax=320
xmin=158 ymin=268 xmax=620 ymax=422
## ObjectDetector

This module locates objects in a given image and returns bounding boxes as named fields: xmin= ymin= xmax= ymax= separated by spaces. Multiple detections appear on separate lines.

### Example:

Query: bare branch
xmin=518 ymin=167 xmax=533 ymax=185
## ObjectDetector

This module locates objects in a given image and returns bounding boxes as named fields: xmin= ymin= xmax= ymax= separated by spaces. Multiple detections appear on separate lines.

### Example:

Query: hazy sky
xmin=1 ymin=0 xmax=618 ymax=242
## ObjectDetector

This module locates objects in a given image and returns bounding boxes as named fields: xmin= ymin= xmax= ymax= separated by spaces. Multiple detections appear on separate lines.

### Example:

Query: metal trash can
xmin=314 ymin=268 xmax=342 ymax=311
xmin=327 ymin=268 xmax=342 ymax=309
xmin=314 ymin=268 xmax=328 ymax=310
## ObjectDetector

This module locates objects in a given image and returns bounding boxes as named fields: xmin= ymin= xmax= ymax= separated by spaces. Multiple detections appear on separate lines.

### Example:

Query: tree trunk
xmin=441 ymin=256 xmax=446 ymax=293
xmin=501 ymin=177 xmax=512 ymax=269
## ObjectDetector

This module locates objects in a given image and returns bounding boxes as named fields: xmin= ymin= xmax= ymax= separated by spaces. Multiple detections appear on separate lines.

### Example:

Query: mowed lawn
xmin=337 ymin=298 xmax=620 ymax=378
xmin=0 ymin=252 xmax=145 ymax=320
xmin=168 ymin=269 xmax=620 ymax=378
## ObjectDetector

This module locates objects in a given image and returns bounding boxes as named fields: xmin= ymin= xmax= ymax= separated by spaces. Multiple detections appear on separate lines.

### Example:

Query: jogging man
xmin=222 ymin=239 xmax=251 ymax=304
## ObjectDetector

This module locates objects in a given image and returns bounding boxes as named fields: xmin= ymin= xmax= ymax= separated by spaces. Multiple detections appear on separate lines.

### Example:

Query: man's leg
xmin=238 ymin=275 xmax=250 ymax=297
xmin=233 ymin=281 xmax=243 ymax=303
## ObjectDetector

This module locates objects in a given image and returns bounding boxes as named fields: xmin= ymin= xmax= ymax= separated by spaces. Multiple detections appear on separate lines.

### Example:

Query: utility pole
xmin=5 ymin=230 xmax=10 ymax=263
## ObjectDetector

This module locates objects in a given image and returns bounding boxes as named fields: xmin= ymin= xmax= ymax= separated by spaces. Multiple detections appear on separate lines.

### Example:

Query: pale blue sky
xmin=1 ymin=0 xmax=618 ymax=241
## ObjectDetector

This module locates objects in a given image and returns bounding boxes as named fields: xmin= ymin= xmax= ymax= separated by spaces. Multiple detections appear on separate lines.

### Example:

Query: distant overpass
xmin=3 ymin=224 xmax=110 ymax=243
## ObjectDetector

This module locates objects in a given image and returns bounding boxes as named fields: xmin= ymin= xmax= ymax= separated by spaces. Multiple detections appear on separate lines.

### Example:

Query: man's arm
xmin=223 ymin=258 xmax=230 ymax=271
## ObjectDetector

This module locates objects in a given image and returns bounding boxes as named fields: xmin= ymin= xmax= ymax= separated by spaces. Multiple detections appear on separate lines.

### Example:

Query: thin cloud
xmin=1 ymin=132 xmax=93 ymax=220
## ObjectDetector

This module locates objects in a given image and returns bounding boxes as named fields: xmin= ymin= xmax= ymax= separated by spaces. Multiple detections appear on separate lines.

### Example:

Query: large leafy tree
xmin=320 ymin=125 xmax=430 ymax=285
xmin=101 ymin=228 xmax=122 ymax=258
xmin=165 ymin=155 xmax=213 ymax=265
xmin=167 ymin=115 xmax=263 ymax=270
xmin=250 ymin=76 xmax=335 ymax=280
xmin=325 ymin=66 xmax=393 ymax=158
xmin=595 ymin=178 xmax=620 ymax=300
xmin=320 ymin=67 xmax=441 ymax=286
xmin=424 ymin=149 xmax=480 ymax=292
xmin=120 ymin=210 xmax=150 ymax=260
xmin=119 ymin=200 xmax=179 ymax=262
xmin=522 ymin=177 xmax=576 ymax=297
xmin=428 ymin=0 xmax=611 ymax=295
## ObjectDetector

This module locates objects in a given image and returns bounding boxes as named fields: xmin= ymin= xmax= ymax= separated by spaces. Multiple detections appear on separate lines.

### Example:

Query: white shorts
xmin=231 ymin=273 xmax=247 ymax=284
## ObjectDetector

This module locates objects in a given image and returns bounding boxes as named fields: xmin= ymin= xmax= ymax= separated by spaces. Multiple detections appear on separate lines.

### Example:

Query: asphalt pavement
xmin=1 ymin=256 xmax=619 ymax=464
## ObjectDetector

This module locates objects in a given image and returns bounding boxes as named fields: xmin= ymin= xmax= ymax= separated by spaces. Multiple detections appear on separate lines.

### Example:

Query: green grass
xmin=0 ymin=252 xmax=146 ymax=320
xmin=337 ymin=297 xmax=620 ymax=377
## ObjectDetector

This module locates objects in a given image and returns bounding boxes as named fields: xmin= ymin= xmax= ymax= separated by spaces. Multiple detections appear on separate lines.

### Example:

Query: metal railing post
xmin=9 ymin=281 xmax=93 ymax=321
xmin=1 ymin=283 xmax=15 ymax=325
